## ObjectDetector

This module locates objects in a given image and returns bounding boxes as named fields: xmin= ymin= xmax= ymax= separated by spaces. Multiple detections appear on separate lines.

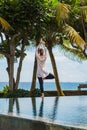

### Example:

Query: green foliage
xmin=1 ymin=86 xmax=42 ymax=98
xmin=0 ymin=17 xmax=13 ymax=31
xmin=7 ymin=89 xmax=30 ymax=98
xmin=63 ymin=24 xmax=86 ymax=51
xmin=2 ymin=88 xmax=29 ymax=98
xmin=59 ymin=0 xmax=80 ymax=6
xmin=29 ymin=88 xmax=49 ymax=97
xmin=2 ymin=85 xmax=9 ymax=94
xmin=58 ymin=44 xmax=86 ymax=62
xmin=0 ymin=87 xmax=50 ymax=98
xmin=55 ymin=2 xmax=70 ymax=25
xmin=0 ymin=0 xmax=49 ymax=38
xmin=0 ymin=54 xmax=4 ymax=58
xmin=30 ymin=88 xmax=41 ymax=97
xmin=1 ymin=85 xmax=29 ymax=97
xmin=51 ymin=0 xmax=59 ymax=7
xmin=0 ymin=0 xmax=87 ymax=93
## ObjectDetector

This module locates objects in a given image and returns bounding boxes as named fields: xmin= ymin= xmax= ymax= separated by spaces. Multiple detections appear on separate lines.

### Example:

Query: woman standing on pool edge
xmin=35 ymin=38 xmax=55 ymax=100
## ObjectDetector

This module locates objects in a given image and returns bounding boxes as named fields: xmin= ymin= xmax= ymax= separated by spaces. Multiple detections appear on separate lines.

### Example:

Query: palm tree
xmin=63 ymin=24 xmax=87 ymax=57
xmin=30 ymin=0 xmax=87 ymax=96
xmin=44 ymin=0 xmax=87 ymax=96
xmin=61 ymin=0 xmax=87 ymax=57
xmin=0 ymin=0 xmax=49 ymax=91
xmin=43 ymin=1 xmax=71 ymax=96
xmin=45 ymin=29 xmax=65 ymax=96
xmin=47 ymin=44 xmax=65 ymax=96
xmin=51 ymin=0 xmax=87 ymax=51
xmin=0 ymin=17 xmax=14 ymax=91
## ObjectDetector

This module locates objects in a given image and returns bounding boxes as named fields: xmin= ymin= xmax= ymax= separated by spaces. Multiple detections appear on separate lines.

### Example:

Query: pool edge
xmin=0 ymin=113 xmax=87 ymax=130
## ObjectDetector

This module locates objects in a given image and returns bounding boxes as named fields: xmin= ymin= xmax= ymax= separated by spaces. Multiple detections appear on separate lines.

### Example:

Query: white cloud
xmin=0 ymin=48 xmax=87 ymax=82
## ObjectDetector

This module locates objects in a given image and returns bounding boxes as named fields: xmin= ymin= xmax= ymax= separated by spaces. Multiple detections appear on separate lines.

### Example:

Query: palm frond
xmin=0 ymin=17 xmax=14 ymax=31
xmin=80 ymin=0 xmax=87 ymax=5
xmin=58 ymin=44 xmax=86 ymax=62
xmin=63 ymin=39 xmax=71 ymax=48
xmin=0 ymin=54 xmax=4 ymax=58
xmin=55 ymin=3 xmax=70 ymax=25
xmin=80 ymin=6 xmax=87 ymax=11
xmin=51 ymin=0 xmax=58 ymax=6
xmin=63 ymin=24 xmax=86 ymax=51
xmin=80 ymin=6 xmax=87 ymax=22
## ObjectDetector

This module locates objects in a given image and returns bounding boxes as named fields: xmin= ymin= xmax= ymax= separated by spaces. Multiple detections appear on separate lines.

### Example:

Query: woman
xmin=35 ymin=38 xmax=54 ymax=100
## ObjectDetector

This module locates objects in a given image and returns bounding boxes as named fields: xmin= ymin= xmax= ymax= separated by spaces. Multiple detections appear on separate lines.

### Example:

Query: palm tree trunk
xmin=8 ymin=33 xmax=20 ymax=91
xmin=81 ymin=12 xmax=87 ymax=42
xmin=6 ymin=58 xmax=15 ymax=89
xmin=30 ymin=56 xmax=37 ymax=91
xmin=9 ymin=57 xmax=14 ymax=91
xmin=15 ymin=39 xmax=25 ymax=90
xmin=80 ymin=0 xmax=87 ymax=42
xmin=9 ymin=44 xmax=15 ymax=91
xmin=48 ymin=47 xmax=64 ymax=96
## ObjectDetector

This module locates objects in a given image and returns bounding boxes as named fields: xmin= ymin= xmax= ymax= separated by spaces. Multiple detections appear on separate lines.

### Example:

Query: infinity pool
xmin=0 ymin=96 xmax=87 ymax=128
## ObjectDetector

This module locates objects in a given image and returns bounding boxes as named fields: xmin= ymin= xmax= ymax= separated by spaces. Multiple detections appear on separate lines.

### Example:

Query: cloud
xmin=0 ymin=48 xmax=87 ymax=82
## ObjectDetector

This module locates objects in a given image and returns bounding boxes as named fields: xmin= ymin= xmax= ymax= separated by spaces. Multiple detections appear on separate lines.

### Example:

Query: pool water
xmin=0 ymin=96 xmax=87 ymax=127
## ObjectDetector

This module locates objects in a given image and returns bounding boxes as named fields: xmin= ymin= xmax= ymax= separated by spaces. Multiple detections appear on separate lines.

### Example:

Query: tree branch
xmin=0 ymin=50 xmax=10 ymax=58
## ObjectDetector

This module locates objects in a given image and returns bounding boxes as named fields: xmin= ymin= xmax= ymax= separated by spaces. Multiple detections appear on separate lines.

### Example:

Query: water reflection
xmin=7 ymin=97 xmax=59 ymax=120
xmin=39 ymin=100 xmax=44 ymax=117
xmin=50 ymin=97 xmax=59 ymax=120
xmin=1 ymin=96 xmax=87 ymax=126
xmin=31 ymin=97 xmax=58 ymax=120
xmin=31 ymin=98 xmax=37 ymax=116
xmin=8 ymin=98 xmax=20 ymax=114
xmin=31 ymin=98 xmax=44 ymax=117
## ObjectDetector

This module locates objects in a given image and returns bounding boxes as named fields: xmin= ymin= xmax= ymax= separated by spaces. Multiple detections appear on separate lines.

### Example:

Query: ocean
xmin=0 ymin=82 xmax=85 ymax=91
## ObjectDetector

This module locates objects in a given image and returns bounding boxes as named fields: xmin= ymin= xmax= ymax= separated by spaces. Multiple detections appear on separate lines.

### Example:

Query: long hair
xmin=38 ymin=48 xmax=44 ymax=56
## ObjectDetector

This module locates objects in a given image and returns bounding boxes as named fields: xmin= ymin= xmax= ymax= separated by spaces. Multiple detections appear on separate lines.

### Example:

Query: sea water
xmin=0 ymin=82 xmax=84 ymax=91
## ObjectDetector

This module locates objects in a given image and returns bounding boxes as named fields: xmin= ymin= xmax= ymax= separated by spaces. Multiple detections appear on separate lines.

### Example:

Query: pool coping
xmin=0 ymin=112 xmax=87 ymax=130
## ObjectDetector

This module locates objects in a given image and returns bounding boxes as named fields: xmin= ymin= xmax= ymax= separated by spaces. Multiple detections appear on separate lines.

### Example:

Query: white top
xmin=35 ymin=44 xmax=49 ymax=78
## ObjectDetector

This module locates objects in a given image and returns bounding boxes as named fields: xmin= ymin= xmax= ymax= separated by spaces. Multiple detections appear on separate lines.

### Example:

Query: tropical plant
xmin=0 ymin=17 xmax=13 ymax=31
xmin=0 ymin=0 xmax=51 ymax=92
xmin=63 ymin=24 xmax=87 ymax=57
xmin=62 ymin=0 xmax=87 ymax=56
xmin=43 ymin=0 xmax=87 ymax=96
xmin=31 ymin=0 xmax=87 ymax=96
xmin=43 ymin=0 xmax=71 ymax=96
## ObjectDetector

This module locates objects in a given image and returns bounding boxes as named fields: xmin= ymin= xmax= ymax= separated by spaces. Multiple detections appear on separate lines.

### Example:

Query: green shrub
xmin=2 ymin=88 xmax=29 ymax=98
xmin=1 ymin=87 xmax=46 ymax=98
xmin=2 ymin=85 xmax=9 ymax=94
xmin=30 ymin=88 xmax=41 ymax=97
xmin=7 ymin=89 xmax=30 ymax=98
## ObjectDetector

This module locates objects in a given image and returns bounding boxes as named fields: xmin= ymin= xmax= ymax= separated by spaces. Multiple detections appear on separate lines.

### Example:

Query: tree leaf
xmin=0 ymin=17 xmax=14 ymax=31
xmin=55 ymin=2 xmax=70 ymax=25
xmin=63 ymin=24 xmax=86 ymax=51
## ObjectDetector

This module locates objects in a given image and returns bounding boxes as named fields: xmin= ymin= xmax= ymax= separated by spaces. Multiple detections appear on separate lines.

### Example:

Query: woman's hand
xmin=40 ymin=38 xmax=45 ymax=45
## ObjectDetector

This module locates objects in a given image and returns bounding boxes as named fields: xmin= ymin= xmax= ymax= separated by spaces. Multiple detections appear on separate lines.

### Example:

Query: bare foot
xmin=41 ymin=93 xmax=44 ymax=100
xmin=42 ymin=77 xmax=45 ymax=80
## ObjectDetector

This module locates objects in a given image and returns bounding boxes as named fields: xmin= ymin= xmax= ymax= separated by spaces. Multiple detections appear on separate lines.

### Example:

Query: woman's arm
xmin=35 ymin=44 xmax=40 ymax=58
xmin=43 ymin=44 xmax=47 ymax=57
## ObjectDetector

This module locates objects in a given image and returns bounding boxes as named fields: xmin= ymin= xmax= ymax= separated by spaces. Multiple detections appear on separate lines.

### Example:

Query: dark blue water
xmin=0 ymin=82 xmax=85 ymax=91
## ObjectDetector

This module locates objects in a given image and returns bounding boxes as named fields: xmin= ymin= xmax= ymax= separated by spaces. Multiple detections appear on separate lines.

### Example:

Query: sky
xmin=0 ymin=47 xmax=87 ymax=82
